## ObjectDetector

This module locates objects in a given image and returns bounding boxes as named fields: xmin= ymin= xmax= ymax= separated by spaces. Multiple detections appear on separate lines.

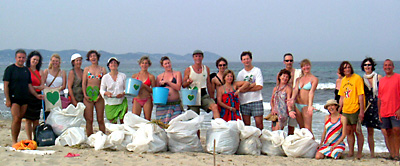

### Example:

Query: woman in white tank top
xmin=42 ymin=54 xmax=67 ymax=96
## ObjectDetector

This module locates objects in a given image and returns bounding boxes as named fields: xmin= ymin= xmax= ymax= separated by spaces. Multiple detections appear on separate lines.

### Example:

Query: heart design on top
xmin=46 ymin=91 xmax=60 ymax=105
xmin=86 ymin=86 xmax=99 ymax=101
xmin=133 ymin=84 xmax=140 ymax=90
xmin=188 ymin=94 xmax=195 ymax=101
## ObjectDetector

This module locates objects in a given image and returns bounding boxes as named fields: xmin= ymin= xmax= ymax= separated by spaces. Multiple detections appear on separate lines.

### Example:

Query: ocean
xmin=1 ymin=60 xmax=398 ymax=153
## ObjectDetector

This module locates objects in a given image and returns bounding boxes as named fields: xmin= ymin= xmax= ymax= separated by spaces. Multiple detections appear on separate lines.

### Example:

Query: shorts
xmin=10 ymin=97 xmax=28 ymax=106
xmin=188 ymin=94 xmax=215 ymax=114
xmin=342 ymin=109 xmax=359 ymax=125
xmin=240 ymin=100 xmax=264 ymax=117
xmin=381 ymin=116 xmax=400 ymax=129
xmin=24 ymin=92 xmax=42 ymax=120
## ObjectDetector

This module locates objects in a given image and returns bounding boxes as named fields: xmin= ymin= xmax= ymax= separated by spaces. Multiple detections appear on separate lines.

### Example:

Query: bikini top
xmin=215 ymin=75 xmax=224 ymax=85
xmin=137 ymin=72 xmax=151 ymax=86
xmin=299 ymin=81 xmax=312 ymax=90
xmin=88 ymin=71 xmax=103 ymax=80
xmin=160 ymin=76 xmax=177 ymax=87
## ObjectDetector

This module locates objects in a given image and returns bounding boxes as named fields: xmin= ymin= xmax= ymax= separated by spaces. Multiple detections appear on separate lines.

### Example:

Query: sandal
xmin=65 ymin=153 xmax=80 ymax=157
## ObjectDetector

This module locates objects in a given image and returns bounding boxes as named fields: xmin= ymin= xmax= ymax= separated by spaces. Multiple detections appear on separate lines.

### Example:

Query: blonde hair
xmin=48 ymin=53 xmax=61 ymax=69
xmin=300 ymin=59 xmax=311 ymax=76
xmin=300 ymin=59 xmax=311 ymax=67
xmin=138 ymin=56 xmax=152 ymax=66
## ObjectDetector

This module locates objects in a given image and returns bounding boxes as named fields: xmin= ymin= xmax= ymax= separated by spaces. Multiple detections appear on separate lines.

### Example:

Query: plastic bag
xmin=260 ymin=129 xmax=286 ymax=156
xmin=236 ymin=120 xmax=261 ymax=155
xmin=165 ymin=110 xmax=204 ymax=152
xmin=124 ymin=114 xmax=167 ymax=153
xmin=43 ymin=88 xmax=62 ymax=112
xmin=55 ymin=127 xmax=87 ymax=146
xmin=87 ymin=131 xmax=108 ymax=150
xmin=282 ymin=128 xmax=319 ymax=158
xmin=126 ymin=123 xmax=168 ymax=153
xmin=206 ymin=119 xmax=240 ymax=155
xmin=46 ymin=102 xmax=86 ymax=135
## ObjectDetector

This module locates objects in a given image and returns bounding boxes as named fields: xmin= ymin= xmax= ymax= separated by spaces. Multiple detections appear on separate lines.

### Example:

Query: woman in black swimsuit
xmin=155 ymin=56 xmax=183 ymax=124
xmin=210 ymin=57 xmax=228 ymax=100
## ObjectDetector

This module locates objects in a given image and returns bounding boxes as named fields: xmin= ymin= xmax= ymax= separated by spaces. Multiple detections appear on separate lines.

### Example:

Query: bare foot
xmin=348 ymin=152 xmax=354 ymax=157
xmin=356 ymin=152 xmax=362 ymax=159
xmin=370 ymin=153 xmax=375 ymax=158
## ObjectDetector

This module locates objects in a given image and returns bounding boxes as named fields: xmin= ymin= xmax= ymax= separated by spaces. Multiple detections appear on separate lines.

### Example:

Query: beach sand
xmin=0 ymin=119 xmax=398 ymax=166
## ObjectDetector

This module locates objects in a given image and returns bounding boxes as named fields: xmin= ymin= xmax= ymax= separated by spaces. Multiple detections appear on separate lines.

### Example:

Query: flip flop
xmin=65 ymin=153 xmax=80 ymax=157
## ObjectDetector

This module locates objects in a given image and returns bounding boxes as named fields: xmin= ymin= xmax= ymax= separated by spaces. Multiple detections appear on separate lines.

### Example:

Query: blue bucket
xmin=153 ymin=87 xmax=169 ymax=105
xmin=125 ymin=78 xmax=142 ymax=97
xmin=181 ymin=89 xmax=198 ymax=105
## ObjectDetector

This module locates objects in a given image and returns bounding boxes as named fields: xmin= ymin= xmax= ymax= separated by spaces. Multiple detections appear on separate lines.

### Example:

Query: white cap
xmin=70 ymin=53 xmax=82 ymax=62
xmin=108 ymin=57 xmax=120 ymax=64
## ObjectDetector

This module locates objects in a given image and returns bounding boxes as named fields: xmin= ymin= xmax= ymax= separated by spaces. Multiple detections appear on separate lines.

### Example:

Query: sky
xmin=1 ymin=1 xmax=399 ymax=62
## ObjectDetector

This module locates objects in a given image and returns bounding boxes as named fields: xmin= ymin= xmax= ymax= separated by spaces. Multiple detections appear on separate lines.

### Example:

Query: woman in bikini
xmin=131 ymin=56 xmax=156 ymax=121
xmin=82 ymin=50 xmax=107 ymax=136
xmin=289 ymin=59 xmax=319 ymax=135
xmin=68 ymin=53 xmax=83 ymax=106
xmin=216 ymin=70 xmax=250 ymax=122
xmin=42 ymin=53 xmax=67 ymax=118
xmin=316 ymin=99 xmax=347 ymax=159
xmin=24 ymin=51 xmax=44 ymax=140
xmin=270 ymin=69 xmax=293 ymax=131
xmin=155 ymin=56 xmax=183 ymax=124
xmin=211 ymin=57 xmax=228 ymax=100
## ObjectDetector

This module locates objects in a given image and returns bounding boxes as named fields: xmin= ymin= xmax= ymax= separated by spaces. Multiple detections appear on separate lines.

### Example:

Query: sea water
xmin=1 ymin=61 xmax=398 ymax=153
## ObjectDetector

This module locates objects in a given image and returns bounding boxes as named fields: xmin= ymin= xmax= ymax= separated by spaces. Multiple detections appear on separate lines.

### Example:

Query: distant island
xmin=0 ymin=49 xmax=222 ymax=64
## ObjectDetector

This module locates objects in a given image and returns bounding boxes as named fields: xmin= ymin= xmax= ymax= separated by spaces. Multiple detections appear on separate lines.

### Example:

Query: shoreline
xmin=0 ymin=119 xmax=399 ymax=166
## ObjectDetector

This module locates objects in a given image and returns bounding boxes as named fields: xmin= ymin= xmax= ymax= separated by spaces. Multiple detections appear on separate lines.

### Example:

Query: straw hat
xmin=324 ymin=99 xmax=339 ymax=109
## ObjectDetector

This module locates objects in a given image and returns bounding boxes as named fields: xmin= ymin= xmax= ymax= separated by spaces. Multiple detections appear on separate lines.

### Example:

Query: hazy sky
xmin=1 ymin=1 xmax=399 ymax=62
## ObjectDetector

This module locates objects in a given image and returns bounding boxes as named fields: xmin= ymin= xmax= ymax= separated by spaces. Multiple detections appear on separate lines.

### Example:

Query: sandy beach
xmin=0 ymin=119 xmax=398 ymax=166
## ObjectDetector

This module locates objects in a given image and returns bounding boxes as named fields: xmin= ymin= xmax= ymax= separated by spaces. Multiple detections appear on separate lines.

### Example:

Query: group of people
xmin=3 ymin=49 xmax=400 ymax=160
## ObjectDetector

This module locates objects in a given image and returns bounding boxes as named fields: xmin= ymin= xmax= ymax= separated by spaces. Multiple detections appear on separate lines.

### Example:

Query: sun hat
xmin=107 ymin=57 xmax=120 ymax=67
xmin=192 ymin=49 xmax=203 ymax=55
xmin=70 ymin=53 xmax=82 ymax=62
xmin=108 ymin=57 xmax=120 ymax=64
xmin=324 ymin=99 xmax=339 ymax=109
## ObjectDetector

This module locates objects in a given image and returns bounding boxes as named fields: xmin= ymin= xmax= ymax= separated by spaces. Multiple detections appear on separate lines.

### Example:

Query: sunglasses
xmin=285 ymin=60 xmax=293 ymax=62
xmin=218 ymin=64 xmax=227 ymax=67
xmin=363 ymin=64 xmax=372 ymax=66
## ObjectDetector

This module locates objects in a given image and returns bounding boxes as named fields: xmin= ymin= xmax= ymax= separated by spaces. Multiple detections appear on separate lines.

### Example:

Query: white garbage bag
xmin=105 ymin=130 xmax=126 ymax=150
xmin=206 ymin=119 xmax=240 ymax=155
xmin=123 ymin=112 xmax=149 ymax=129
xmin=282 ymin=128 xmax=319 ymax=158
xmin=236 ymin=120 xmax=261 ymax=155
xmin=46 ymin=102 xmax=86 ymax=135
xmin=260 ymin=129 xmax=286 ymax=156
xmin=165 ymin=110 xmax=204 ymax=152
xmin=55 ymin=127 xmax=87 ymax=146
xmin=87 ymin=131 xmax=108 ymax=150
xmin=126 ymin=121 xmax=168 ymax=153
xmin=105 ymin=123 xmax=125 ymax=132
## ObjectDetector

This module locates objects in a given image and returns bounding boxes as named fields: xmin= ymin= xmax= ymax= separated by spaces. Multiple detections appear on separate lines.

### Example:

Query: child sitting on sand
xmin=315 ymin=99 xmax=347 ymax=159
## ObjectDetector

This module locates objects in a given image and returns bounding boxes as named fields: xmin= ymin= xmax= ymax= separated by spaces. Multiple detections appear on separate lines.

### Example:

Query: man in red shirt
xmin=378 ymin=59 xmax=400 ymax=161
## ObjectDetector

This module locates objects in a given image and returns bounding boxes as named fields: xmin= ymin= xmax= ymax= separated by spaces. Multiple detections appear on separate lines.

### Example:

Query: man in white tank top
xmin=182 ymin=50 xmax=220 ymax=119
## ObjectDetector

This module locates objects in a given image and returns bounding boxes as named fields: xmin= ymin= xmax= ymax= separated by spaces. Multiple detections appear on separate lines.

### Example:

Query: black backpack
xmin=34 ymin=122 xmax=57 ymax=146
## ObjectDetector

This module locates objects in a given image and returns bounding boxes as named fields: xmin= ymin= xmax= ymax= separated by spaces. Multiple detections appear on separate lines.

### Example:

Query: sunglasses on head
xmin=285 ymin=60 xmax=293 ymax=62
xmin=364 ymin=64 xmax=372 ymax=66
xmin=218 ymin=64 xmax=227 ymax=67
